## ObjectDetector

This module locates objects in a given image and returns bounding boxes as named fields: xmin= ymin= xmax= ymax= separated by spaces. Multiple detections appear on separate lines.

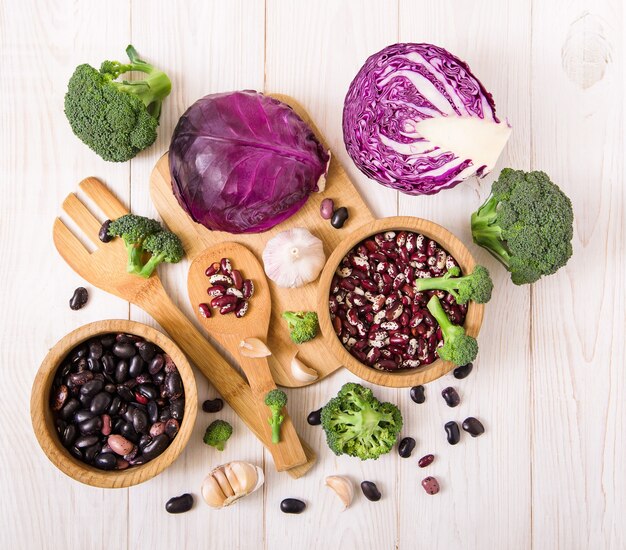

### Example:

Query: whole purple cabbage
xmin=343 ymin=43 xmax=511 ymax=195
xmin=170 ymin=91 xmax=330 ymax=234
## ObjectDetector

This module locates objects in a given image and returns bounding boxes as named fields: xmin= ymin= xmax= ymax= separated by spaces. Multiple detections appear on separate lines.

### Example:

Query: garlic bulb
xmin=290 ymin=354 xmax=318 ymax=383
xmin=262 ymin=227 xmax=326 ymax=288
xmin=201 ymin=461 xmax=264 ymax=509
xmin=325 ymin=475 xmax=354 ymax=510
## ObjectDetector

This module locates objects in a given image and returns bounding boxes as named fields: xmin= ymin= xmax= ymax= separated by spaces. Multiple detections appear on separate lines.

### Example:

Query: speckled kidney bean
xmin=462 ymin=417 xmax=485 ymax=437
xmin=445 ymin=421 xmax=461 ymax=445
xmin=50 ymin=332 xmax=184 ymax=471
xmin=418 ymin=454 xmax=434 ymax=468
xmin=421 ymin=476 xmax=440 ymax=495
xmin=441 ymin=387 xmax=460 ymax=408
xmin=360 ymin=481 xmax=381 ymax=501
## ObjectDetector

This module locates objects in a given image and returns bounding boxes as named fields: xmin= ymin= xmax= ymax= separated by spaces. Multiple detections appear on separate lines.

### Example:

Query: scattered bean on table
xmin=306 ymin=408 xmax=322 ymax=426
xmin=441 ymin=386 xmax=460 ymax=407
xmin=410 ymin=385 xmax=426 ymax=404
xmin=444 ymin=421 xmax=461 ymax=445
xmin=50 ymin=332 xmax=184 ymax=470
xmin=98 ymin=220 xmax=112 ymax=243
xmin=202 ymin=398 xmax=224 ymax=413
xmin=165 ymin=493 xmax=194 ymax=514
xmin=453 ymin=362 xmax=474 ymax=379
xmin=280 ymin=498 xmax=306 ymax=514
xmin=418 ymin=454 xmax=435 ymax=468
xmin=320 ymin=198 xmax=334 ymax=219
xmin=421 ymin=476 xmax=440 ymax=495
xmin=330 ymin=206 xmax=349 ymax=229
xmin=397 ymin=437 xmax=416 ymax=458
xmin=69 ymin=287 xmax=89 ymax=310
xmin=462 ymin=417 xmax=485 ymax=437
xmin=360 ymin=480 xmax=381 ymax=501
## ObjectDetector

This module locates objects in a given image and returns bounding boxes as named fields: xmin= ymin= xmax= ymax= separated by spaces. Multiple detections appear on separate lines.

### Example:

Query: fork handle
xmin=136 ymin=283 xmax=314 ymax=475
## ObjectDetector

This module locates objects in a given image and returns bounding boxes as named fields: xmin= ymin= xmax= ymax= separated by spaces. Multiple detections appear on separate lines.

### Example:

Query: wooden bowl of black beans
xmin=30 ymin=319 xmax=197 ymax=488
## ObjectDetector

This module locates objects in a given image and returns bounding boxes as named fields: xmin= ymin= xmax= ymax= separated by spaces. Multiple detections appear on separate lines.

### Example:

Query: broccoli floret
xmin=427 ymin=295 xmax=478 ymax=366
xmin=414 ymin=265 xmax=493 ymax=304
xmin=138 ymin=230 xmax=184 ymax=278
xmin=470 ymin=168 xmax=574 ymax=285
xmin=64 ymin=45 xmax=171 ymax=162
xmin=203 ymin=420 xmax=233 ymax=451
xmin=264 ymin=389 xmax=287 ymax=444
xmin=107 ymin=214 xmax=161 ymax=274
xmin=320 ymin=382 xmax=403 ymax=460
xmin=282 ymin=311 xmax=319 ymax=344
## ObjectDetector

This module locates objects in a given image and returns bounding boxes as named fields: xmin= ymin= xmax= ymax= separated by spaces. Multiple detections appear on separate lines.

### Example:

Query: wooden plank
xmin=530 ymin=1 xmax=625 ymax=548
xmin=396 ymin=1 xmax=533 ymax=549
xmin=128 ymin=1 xmax=267 ymax=549
xmin=264 ymin=1 xmax=400 ymax=549
xmin=0 ymin=1 xmax=131 ymax=548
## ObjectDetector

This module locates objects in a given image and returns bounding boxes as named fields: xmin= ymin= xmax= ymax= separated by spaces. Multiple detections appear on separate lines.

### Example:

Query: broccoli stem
xmin=123 ymin=240 xmax=144 ymax=274
xmin=413 ymin=275 xmax=460 ymax=301
xmin=137 ymin=252 xmax=165 ymax=279
xmin=269 ymin=412 xmax=283 ymax=444
xmin=427 ymin=295 xmax=457 ymax=338
xmin=470 ymin=197 xmax=511 ymax=267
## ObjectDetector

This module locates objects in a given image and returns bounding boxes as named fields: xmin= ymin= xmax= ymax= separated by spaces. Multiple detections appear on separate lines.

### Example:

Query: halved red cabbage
xmin=170 ymin=91 xmax=330 ymax=234
xmin=343 ymin=43 xmax=511 ymax=195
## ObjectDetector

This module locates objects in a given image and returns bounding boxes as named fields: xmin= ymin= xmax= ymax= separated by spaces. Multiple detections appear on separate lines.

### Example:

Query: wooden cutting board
xmin=150 ymin=94 xmax=375 ymax=387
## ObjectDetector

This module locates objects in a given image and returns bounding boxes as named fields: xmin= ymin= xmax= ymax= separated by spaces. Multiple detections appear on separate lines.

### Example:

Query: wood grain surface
xmin=0 ymin=0 xmax=623 ymax=549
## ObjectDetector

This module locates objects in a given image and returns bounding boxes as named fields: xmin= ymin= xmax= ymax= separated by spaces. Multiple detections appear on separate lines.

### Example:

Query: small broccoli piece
xmin=137 ymin=230 xmax=184 ymax=278
xmin=107 ymin=214 xmax=162 ymax=274
xmin=320 ymin=382 xmax=403 ymax=460
xmin=427 ymin=295 xmax=478 ymax=366
xmin=264 ymin=389 xmax=287 ymax=444
xmin=414 ymin=265 xmax=493 ymax=304
xmin=282 ymin=311 xmax=319 ymax=344
xmin=64 ymin=45 xmax=171 ymax=162
xmin=203 ymin=420 xmax=233 ymax=451
xmin=470 ymin=168 xmax=574 ymax=285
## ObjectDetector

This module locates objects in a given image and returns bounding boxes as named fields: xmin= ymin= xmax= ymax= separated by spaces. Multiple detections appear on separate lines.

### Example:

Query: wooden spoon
xmin=188 ymin=242 xmax=307 ymax=471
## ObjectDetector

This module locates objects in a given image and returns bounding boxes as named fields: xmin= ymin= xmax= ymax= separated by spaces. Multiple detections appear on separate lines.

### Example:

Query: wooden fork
xmin=52 ymin=177 xmax=316 ymax=477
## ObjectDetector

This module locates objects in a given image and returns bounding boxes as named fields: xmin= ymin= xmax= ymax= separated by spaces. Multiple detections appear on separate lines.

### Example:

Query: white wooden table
xmin=1 ymin=1 xmax=623 ymax=548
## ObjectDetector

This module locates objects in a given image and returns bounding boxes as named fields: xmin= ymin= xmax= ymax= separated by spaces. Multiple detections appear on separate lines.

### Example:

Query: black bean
xmin=98 ymin=219 xmax=112 ymax=243
xmin=84 ymin=443 xmax=101 ymax=462
xmin=410 ymin=385 xmax=426 ymax=404
xmin=147 ymin=401 xmax=159 ymax=424
xmin=122 ymin=406 xmax=137 ymax=423
xmin=165 ymin=419 xmax=179 ymax=438
xmin=107 ymin=396 xmax=122 ymax=416
xmin=61 ymin=424 xmax=77 ymax=447
xmin=115 ymin=360 xmax=129 ymax=383
xmin=90 ymin=392 xmax=112 ymax=414
xmin=148 ymin=354 xmax=164 ymax=375
xmin=137 ymin=384 xmax=158 ymax=401
xmin=152 ymin=371 xmax=166 ymax=385
xmin=453 ymin=362 xmax=474 ymax=379
xmin=360 ymin=481 xmax=381 ymax=501
xmin=69 ymin=287 xmax=89 ymax=310
xmin=129 ymin=355 xmax=145 ymax=378
xmin=74 ymin=410 xmax=95 ymax=423
xmin=306 ymin=408 xmax=322 ymax=426
xmin=112 ymin=342 xmax=136 ymax=359
xmin=330 ymin=207 xmax=349 ymax=229
xmin=165 ymin=372 xmax=183 ymax=399
xmin=89 ymin=341 xmax=103 ymax=360
xmin=133 ymin=409 xmax=149 ymax=434
xmin=70 ymin=446 xmax=83 ymax=460
xmin=441 ymin=387 xmax=460 ymax=408
xmin=104 ymin=383 xmax=116 ymax=393
xmin=80 ymin=379 xmax=104 ymax=397
xmin=119 ymin=421 xmax=140 ymax=443
xmin=170 ymin=398 xmax=184 ymax=420
xmin=87 ymin=357 xmax=102 ymax=373
xmin=94 ymin=453 xmax=117 ymax=470
xmin=78 ymin=416 xmax=103 ymax=435
xmin=79 ymin=393 xmax=93 ymax=407
xmin=202 ymin=398 xmax=224 ymax=413
xmin=74 ymin=434 xmax=99 ymax=449
xmin=141 ymin=434 xmax=170 ymax=461
xmin=102 ymin=354 xmax=116 ymax=376
xmin=165 ymin=494 xmax=194 ymax=514
xmin=462 ymin=417 xmax=485 ymax=437
xmin=137 ymin=342 xmax=157 ymax=362
xmin=398 ymin=437 xmax=416 ymax=458
xmin=445 ymin=421 xmax=460 ymax=445
xmin=159 ymin=407 xmax=171 ymax=422
xmin=69 ymin=371 xmax=93 ymax=386
xmin=280 ymin=498 xmax=306 ymax=514
xmin=138 ymin=434 xmax=152 ymax=450
xmin=59 ymin=398 xmax=81 ymax=420
xmin=101 ymin=335 xmax=115 ymax=348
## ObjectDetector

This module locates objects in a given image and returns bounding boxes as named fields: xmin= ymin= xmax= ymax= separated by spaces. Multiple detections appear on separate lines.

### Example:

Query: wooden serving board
xmin=150 ymin=94 xmax=375 ymax=387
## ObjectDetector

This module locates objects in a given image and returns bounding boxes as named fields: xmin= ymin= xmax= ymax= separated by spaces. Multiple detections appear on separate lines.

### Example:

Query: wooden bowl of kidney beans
xmin=30 ymin=320 xmax=197 ymax=488
xmin=317 ymin=216 xmax=484 ymax=388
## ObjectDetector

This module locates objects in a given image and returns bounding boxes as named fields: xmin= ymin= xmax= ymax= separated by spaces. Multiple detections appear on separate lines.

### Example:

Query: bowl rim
xmin=317 ymin=216 xmax=484 ymax=388
xmin=30 ymin=319 xmax=198 ymax=488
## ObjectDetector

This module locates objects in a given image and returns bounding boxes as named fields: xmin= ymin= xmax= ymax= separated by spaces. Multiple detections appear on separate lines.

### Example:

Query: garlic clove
xmin=239 ymin=337 xmax=271 ymax=358
xmin=290 ymin=355 xmax=318 ymax=383
xmin=201 ymin=461 xmax=265 ymax=509
xmin=325 ymin=475 xmax=354 ymax=510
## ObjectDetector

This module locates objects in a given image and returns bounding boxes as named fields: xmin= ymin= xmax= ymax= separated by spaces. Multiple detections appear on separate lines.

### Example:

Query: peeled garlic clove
xmin=290 ymin=355 xmax=318 ymax=383
xmin=325 ymin=475 xmax=354 ymax=510
xmin=201 ymin=461 xmax=264 ymax=509
xmin=239 ymin=337 xmax=271 ymax=358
